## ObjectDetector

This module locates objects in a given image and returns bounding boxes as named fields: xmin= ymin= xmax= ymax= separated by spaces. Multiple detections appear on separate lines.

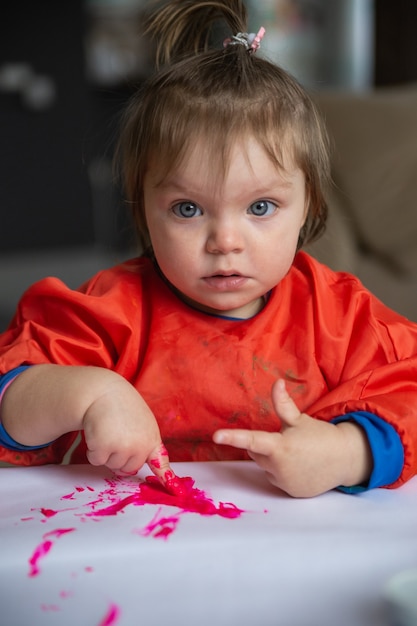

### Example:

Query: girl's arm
xmin=0 ymin=364 xmax=176 ymax=484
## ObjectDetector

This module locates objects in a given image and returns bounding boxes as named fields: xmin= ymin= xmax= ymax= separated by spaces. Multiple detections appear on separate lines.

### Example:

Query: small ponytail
xmin=145 ymin=0 xmax=248 ymax=66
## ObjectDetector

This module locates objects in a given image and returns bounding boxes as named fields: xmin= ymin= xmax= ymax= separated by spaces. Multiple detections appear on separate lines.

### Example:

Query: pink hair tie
xmin=249 ymin=27 xmax=266 ymax=53
xmin=223 ymin=26 xmax=266 ymax=54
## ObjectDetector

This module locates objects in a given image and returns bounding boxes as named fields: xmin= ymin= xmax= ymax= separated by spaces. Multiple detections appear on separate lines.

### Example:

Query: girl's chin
xmin=183 ymin=295 xmax=265 ymax=320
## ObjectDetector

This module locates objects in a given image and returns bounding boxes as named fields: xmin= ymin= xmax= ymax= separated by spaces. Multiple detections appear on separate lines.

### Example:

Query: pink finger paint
xmin=22 ymin=471 xmax=246 ymax=622
xmin=25 ymin=471 xmax=245 ymax=588
xmin=46 ymin=528 xmax=76 ymax=540
xmin=98 ymin=603 xmax=121 ymax=626
xmin=147 ymin=464 xmax=187 ymax=495
xmin=86 ymin=475 xmax=243 ymax=521
xmin=162 ymin=469 xmax=189 ymax=496
xmin=28 ymin=528 xmax=76 ymax=577
xmin=62 ymin=485 xmax=95 ymax=500
xmin=29 ymin=539 xmax=53 ymax=577
xmin=61 ymin=492 xmax=76 ymax=500
xmin=40 ymin=508 xmax=58 ymax=518
xmin=137 ymin=507 xmax=181 ymax=540
xmin=143 ymin=475 xmax=244 ymax=519
xmin=33 ymin=504 xmax=78 ymax=517
xmin=150 ymin=458 xmax=161 ymax=469
xmin=148 ymin=443 xmax=169 ymax=469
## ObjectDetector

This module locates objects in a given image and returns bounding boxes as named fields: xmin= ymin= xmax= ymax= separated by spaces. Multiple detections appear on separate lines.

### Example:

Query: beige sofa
xmin=306 ymin=84 xmax=417 ymax=322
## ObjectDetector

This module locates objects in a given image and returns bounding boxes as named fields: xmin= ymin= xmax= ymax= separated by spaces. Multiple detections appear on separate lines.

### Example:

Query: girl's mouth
xmin=203 ymin=273 xmax=248 ymax=291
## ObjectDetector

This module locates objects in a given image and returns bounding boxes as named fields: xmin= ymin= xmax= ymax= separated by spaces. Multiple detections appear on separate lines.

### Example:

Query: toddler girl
xmin=0 ymin=0 xmax=416 ymax=497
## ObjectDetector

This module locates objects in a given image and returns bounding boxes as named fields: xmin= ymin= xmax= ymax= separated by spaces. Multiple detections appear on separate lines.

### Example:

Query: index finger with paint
xmin=147 ymin=443 xmax=186 ymax=495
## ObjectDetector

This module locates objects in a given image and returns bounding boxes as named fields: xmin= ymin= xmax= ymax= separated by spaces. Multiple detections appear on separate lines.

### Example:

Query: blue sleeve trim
xmin=332 ymin=411 xmax=404 ymax=493
xmin=0 ymin=365 xmax=32 ymax=394
xmin=0 ymin=365 xmax=52 ymax=451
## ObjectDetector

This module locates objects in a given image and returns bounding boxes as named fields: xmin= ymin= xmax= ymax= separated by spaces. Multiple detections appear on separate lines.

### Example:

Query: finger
xmin=114 ymin=456 xmax=142 ymax=476
xmin=102 ymin=451 xmax=143 ymax=474
xmin=86 ymin=447 xmax=109 ymax=467
xmin=213 ymin=428 xmax=277 ymax=456
xmin=272 ymin=379 xmax=302 ymax=428
xmin=147 ymin=442 xmax=185 ymax=495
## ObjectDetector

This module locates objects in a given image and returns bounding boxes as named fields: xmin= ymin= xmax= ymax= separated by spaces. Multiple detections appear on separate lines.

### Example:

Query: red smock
xmin=0 ymin=252 xmax=416 ymax=487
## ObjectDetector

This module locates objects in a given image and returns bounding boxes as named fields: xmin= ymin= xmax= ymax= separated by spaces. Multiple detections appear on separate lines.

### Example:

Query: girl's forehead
xmin=149 ymin=133 xmax=299 ymax=186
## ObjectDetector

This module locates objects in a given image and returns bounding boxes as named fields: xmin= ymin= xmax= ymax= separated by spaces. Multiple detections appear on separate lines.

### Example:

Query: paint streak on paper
xmin=98 ymin=603 xmax=121 ymax=626
xmin=86 ymin=475 xmax=243 ymax=521
xmin=28 ymin=528 xmax=75 ymax=577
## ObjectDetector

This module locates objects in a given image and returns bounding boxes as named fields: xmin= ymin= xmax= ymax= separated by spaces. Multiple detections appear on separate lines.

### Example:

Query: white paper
xmin=0 ymin=462 xmax=416 ymax=626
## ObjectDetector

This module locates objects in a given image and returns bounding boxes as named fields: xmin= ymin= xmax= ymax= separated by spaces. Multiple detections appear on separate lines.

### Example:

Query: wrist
xmin=336 ymin=421 xmax=373 ymax=488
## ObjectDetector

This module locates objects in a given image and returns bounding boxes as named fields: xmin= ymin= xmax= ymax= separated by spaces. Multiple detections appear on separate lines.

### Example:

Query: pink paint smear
xmin=86 ymin=475 xmax=243 ymax=521
xmin=98 ymin=603 xmax=121 ymax=626
xmin=28 ymin=528 xmax=75 ymax=577
xmin=137 ymin=507 xmax=181 ymax=540
xmin=23 ymin=473 xmax=243 ymax=625
xmin=27 ymin=474 xmax=244 ymax=578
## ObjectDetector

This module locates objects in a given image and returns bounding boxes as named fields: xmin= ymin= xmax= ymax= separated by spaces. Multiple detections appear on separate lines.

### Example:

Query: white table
xmin=1 ymin=462 xmax=416 ymax=626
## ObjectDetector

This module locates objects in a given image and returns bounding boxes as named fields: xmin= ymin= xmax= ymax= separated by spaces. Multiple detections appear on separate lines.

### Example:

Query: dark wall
xmin=375 ymin=0 xmax=417 ymax=86
xmin=0 ymin=2 xmax=94 ymax=253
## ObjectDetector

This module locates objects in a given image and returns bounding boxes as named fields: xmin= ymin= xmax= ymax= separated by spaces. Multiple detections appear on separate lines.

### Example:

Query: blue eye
xmin=172 ymin=202 xmax=202 ymax=218
xmin=248 ymin=200 xmax=276 ymax=216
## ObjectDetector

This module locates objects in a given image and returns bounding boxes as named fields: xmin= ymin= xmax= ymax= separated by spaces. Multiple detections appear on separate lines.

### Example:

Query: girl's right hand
xmin=82 ymin=375 xmax=177 ymax=489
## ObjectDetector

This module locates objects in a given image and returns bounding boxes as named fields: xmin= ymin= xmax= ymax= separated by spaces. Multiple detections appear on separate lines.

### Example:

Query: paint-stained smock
xmin=0 ymin=251 xmax=416 ymax=489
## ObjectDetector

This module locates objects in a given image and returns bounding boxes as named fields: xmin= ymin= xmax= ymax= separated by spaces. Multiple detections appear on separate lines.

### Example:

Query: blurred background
xmin=0 ymin=0 xmax=416 ymax=329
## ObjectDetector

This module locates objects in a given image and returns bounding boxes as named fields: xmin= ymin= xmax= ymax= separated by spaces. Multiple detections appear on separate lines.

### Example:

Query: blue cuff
xmin=0 ymin=365 xmax=51 ymax=451
xmin=0 ymin=365 xmax=32 ymax=395
xmin=332 ymin=412 xmax=404 ymax=493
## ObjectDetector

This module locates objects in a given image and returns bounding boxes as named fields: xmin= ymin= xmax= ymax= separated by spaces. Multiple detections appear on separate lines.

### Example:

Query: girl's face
xmin=143 ymin=136 xmax=307 ymax=319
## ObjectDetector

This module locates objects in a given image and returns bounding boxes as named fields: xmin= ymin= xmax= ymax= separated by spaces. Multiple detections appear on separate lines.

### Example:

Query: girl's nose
xmin=206 ymin=218 xmax=244 ymax=254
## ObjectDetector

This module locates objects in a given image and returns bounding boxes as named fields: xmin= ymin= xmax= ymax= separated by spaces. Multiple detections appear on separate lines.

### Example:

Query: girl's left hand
xmin=212 ymin=379 xmax=372 ymax=498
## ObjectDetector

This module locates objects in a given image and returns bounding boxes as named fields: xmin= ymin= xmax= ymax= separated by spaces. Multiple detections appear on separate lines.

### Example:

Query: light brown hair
xmin=116 ymin=0 xmax=330 ymax=254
